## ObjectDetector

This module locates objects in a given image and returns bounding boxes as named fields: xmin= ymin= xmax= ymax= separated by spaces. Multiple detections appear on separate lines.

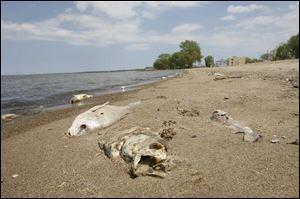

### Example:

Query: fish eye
xmin=80 ymin=124 xmax=87 ymax=130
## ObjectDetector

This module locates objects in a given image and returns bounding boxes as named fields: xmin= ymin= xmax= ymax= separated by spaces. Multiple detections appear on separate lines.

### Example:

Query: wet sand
xmin=1 ymin=59 xmax=299 ymax=197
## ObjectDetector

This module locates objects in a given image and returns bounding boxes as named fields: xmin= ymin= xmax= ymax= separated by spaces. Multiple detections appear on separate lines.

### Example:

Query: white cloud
xmin=1 ymin=1 xmax=207 ymax=48
xmin=75 ymin=1 xmax=206 ymax=20
xmin=235 ymin=4 xmax=299 ymax=31
xmin=1 ymin=1 xmax=298 ymax=58
xmin=207 ymin=4 xmax=299 ymax=56
xmin=220 ymin=15 xmax=236 ymax=21
xmin=227 ymin=4 xmax=265 ymax=14
xmin=172 ymin=23 xmax=202 ymax=33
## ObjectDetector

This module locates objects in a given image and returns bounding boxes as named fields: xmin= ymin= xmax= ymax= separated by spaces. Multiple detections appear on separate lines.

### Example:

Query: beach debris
xmin=286 ymin=76 xmax=299 ymax=88
xmin=121 ymin=86 xmax=127 ymax=92
xmin=160 ymin=128 xmax=176 ymax=141
xmin=1 ymin=114 xmax=18 ymax=122
xmin=290 ymin=112 xmax=299 ymax=116
xmin=208 ymin=72 xmax=223 ymax=77
xmin=286 ymin=139 xmax=299 ymax=145
xmin=270 ymin=139 xmax=280 ymax=143
xmin=161 ymin=76 xmax=166 ymax=80
xmin=211 ymin=72 xmax=243 ymax=81
xmin=157 ymin=95 xmax=167 ymax=99
xmin=191 ymin=135 xmax=197 ymax=138
xmin=214 ymin=75 xmax=226 ymax=81
xmin=224 ymin=97 xmax=229 ymax=100
xmin=281 ymin=136 xmax=287 ymax=139
xmin=211 ymin=110 xmax=261 ymax=142
xmin=162 ymin=120 xmax=177 ymax=126
xmin=12 ymin=174 xmax=18 ymax=178
xmin=99 ymin=127 xmax=177 ymax=178
xmin=160 ymin=120 xmax=177 ymax=140
xmin=70 ymin=94 xmax=93 ymax=104
xmin=67 ymin=101 xmax=141 ymax=136
xmin=176 ymin=107 xmax=199 ymax=117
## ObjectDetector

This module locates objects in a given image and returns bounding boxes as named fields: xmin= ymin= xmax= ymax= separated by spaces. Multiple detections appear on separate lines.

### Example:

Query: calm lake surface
xmin=1 ymin=70 xmax=182 ymax=115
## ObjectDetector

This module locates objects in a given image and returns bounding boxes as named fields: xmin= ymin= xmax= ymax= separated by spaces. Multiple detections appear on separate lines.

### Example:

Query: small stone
xmin=224 ymin=97 xmax=229 ymax=100
xmin=270 ymin=139 xmax=280 ymax=143
xmin=12 ymin=174 xmax=18 ymax=178
xmin=191 ymin=135 xmax=197 ymax=138
xmin=64 ymin=145 xmax=68 ymax=148
xmin=281 ymin=136 xmax=287 ymax=139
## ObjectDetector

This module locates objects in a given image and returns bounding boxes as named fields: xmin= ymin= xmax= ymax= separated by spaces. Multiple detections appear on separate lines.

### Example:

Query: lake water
xmin=1 ymin=70 xmax=181 ymax=115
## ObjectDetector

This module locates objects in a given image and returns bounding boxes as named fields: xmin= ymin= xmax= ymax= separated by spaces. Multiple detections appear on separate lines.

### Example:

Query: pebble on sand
xmin=270 ymin=139 xmax=280 ymax=143
xmin=12 ymin=174 xmax=18 ymax=178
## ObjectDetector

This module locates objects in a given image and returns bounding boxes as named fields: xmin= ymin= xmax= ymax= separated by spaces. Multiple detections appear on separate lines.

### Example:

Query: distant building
xmin=227 ymin=56 xmax=246 ymax=66
xmin=215 ymin=59 xmax=227 ymax=67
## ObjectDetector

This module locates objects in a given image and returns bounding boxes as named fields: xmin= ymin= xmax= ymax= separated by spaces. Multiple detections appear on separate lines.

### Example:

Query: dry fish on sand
xmin=210 ymin=72 xmax=243 ymax=81
xmin=70 ymin=94 xmax=93 ymax=104
xmin=1 ymin=114 xmax=18 ymax=122
xmin=67 ymin=101 xmax=141 ymax=136
xmin=99 ymin=127 xmax=177 ymax=178
xmin=211 ymin=110 xmax=261 ymax=142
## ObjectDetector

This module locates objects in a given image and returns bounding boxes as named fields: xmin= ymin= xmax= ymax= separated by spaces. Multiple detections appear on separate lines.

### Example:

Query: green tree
xmin=260 ymin=52 xmax=274 ymax=61
xmin=204 ymin=56 xmax=214 ymax=67
xmin=275 ymin=43 xmax=291 ymax=60
xmin=153 ymin=53 xmax=171 ymax=70
xmin=169 ymin=52 xmax=186 ymax=69
xmin=287 ymin=33 xmax=299 ymax=58
xmin=179 ymin=40 xmax=203 ymax=68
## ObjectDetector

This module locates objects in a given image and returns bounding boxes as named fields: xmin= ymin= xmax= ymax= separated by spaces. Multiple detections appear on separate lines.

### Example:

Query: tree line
xmin=153 ymin=40 xmax=204 ymax=69
xmin=260 ymin=33 xmax=299 ymax=61
xmin=153 ymin=33 xmax=299 ymax=69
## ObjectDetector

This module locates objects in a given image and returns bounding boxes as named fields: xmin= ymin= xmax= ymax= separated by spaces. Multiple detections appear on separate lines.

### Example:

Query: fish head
xmin=211 ymin=110 xmax=229 ymax=123
xmin=66 ymin=115 xmax=101 ymax=136
xmin=67 ymin=122 xmax=89 ymax=136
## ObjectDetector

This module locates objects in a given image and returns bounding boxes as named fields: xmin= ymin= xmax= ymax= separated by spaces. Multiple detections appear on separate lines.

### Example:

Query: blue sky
xmin=1 ymin=1 xmax=299 ymax=75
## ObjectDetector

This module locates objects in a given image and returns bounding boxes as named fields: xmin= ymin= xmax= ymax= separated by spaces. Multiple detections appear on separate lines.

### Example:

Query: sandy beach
xmin=1 ymin=60 xmax=299 ymax=197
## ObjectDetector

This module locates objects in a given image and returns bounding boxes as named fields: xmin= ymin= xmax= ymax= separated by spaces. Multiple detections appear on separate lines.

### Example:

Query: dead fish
xmin=1 ymin=114 xmax=18 ymax=122
xmin=67 ymin=101 xmax=141 ymax=136
xmin=70 ymin=94 xmax=93 ymax=104
xmin=101 ymin=127 xmax=175 ymax=178
xmin=211 ymin=110 xmax=261 ymax=142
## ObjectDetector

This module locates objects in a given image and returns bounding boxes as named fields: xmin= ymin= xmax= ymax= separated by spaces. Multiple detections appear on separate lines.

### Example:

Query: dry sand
xmin=1 ymin=59 xmax=299 ymax=197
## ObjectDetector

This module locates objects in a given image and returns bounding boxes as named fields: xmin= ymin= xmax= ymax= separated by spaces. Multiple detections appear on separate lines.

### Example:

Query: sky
xmin=1 ymin=1 xmax=299 ymax=75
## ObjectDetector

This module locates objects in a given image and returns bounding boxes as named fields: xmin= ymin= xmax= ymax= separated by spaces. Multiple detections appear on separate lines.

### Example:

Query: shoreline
xmin=1 ymin=73 xmax=183 ymax=140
